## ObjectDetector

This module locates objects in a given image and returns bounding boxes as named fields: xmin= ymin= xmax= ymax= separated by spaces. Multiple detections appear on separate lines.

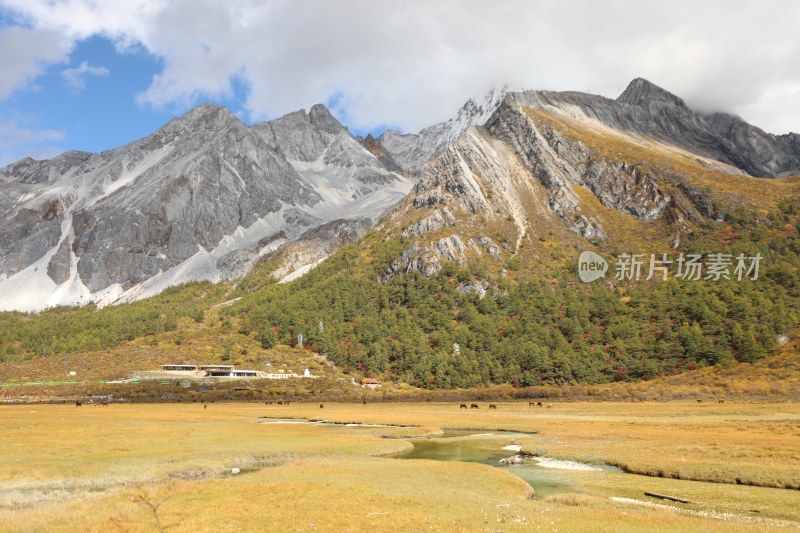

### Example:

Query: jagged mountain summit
xmin=0 ymin=103 xmax=411 ymax=311
xmin=375 ymin=87 xmax=509 ymax=173
xmin=1 ymin=78 xmax=798 ymax=313
xmin=382 ymin=78 xmax=800 ymax=278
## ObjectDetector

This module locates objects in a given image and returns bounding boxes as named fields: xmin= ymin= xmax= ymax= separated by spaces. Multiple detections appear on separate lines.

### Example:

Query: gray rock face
xmin=617 ymin=77 xmax=689 ymax=109
xmin=456 ymin=281 xmax=487 ymax=299
xmin=509 ymin=78 xmax=800 ymax=178
xmin=0 ymin=102 xmax=411 ymax=311
xmin=378 ymin=87 xmax=507 ymax=173
xmin=389 ymin=234 xmax=467 ymax=278
xmin=402 ymin=208 xmax=456 ymax=237
xmin=471 ymin=237 xmax=501 ymax=257
xmin=0 ymin=150 xmax=93 ymax=185
xmin=384 ymin=78 xmax=795 ymax=279
xmin=62 ymin=104 xmax=321 ymax=293
xmin=46 ymin=240 xmax=72 ymax=285
xmin=2 ymin=77 xmax=794 ymax=306
xmin=252 ymin=104 xmax=345 ymax=162
xmin=252 ymin=106 xmax=412 ymax=218
xmin=0 ymin=200 xmax=63 ymax=276
xmin=433 ymin=235 xmax=467 ymax=263
xmin=490 ymin=100 xmax=670 ymax=224
xmin=485 ymin=100 xmax=607 ymax=239
xmin=267 ymin=218 xmax=373 ymax=281
xmin=704 ymin=112 xmax=800 ymax=177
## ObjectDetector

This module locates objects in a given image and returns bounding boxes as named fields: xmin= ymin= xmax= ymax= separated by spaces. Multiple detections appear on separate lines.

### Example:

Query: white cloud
xmin=0 ymin=26 xmax=70 ymax=99
xmin=61 ymin=60 xmax=110 ymax=89
xmin=1 ymin=0 xmax=799 ymax=133
xmin=0 ymin=120 xmax=64 ymax=166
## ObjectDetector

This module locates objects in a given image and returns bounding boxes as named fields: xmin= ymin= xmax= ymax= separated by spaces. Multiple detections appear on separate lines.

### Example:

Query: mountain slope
xmin=1 ymin=78 xmax=799 ymax=391
xmin=530 ymin=78 xmax=800 ymax=178
xmin=387 ymin=82 xmax=800 ymax=281
xmin=376 ymin=87 xmax=508 ymax=173
xmin=219 ymin=80 xmax=800 ymax=388
xmin=0 ymin=104 xmax=411 ymax=311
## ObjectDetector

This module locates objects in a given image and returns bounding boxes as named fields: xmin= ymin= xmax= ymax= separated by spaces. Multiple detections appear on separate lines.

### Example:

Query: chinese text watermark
xmin=578 ymin=251 xmax=762 ymax=283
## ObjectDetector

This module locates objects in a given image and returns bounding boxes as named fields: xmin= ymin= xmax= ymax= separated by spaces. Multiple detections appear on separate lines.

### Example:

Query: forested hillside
xmin=224 ymin=199 xmax=800 ymax=388
xmin=0 ymin=198 xmax=797 ymax=389
xmin=0 ymin=283 xmax=227 ymax=360
xmin=2 ymin=82 xmax=800 ymax=391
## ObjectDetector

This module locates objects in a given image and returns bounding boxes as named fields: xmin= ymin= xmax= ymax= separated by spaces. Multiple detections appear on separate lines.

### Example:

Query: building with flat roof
xmin=200 ymin=365 xmax=234 ymax=372
xmin=231 ymin=370 xmax=262 ymax=377
xmin=162 ymin=364 xmax=199 ymax=372
xmin=361 ymin=378 xmax=381 ymax=390
xmin=151 ymin=364 xmax=267 ymax=379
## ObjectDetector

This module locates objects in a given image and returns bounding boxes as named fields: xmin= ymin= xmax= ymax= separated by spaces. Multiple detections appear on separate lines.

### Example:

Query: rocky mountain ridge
xmin=0 ymin=103 xmax=410 ymax=311
xmin=376 ymin=87 xmax=508 ymax=173
xmin=1 ymin=78 xmax=798 ymax=312
xmin=382 ymin=79 xmax=800 ymax=278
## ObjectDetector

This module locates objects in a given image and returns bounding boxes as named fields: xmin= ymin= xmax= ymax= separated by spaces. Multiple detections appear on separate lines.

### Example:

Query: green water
xmin=400 ymin=430 xmax=576 ymax=498
xmin=259 ymin=419 xmax=601 ymax=498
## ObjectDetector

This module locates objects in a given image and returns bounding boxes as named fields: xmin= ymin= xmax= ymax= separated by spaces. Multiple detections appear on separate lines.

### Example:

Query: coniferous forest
xmin=1 ymin=199 xmax=798 ymax=389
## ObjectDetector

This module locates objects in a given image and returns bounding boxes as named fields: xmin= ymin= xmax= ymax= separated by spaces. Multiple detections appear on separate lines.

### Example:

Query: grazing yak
xmin=470 ymin=404 xmax=479 ymax=409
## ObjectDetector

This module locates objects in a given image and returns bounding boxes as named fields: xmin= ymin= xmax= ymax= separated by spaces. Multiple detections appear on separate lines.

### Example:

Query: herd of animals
xmin=73 ymin=398 xmax=553 ymax=409
xmin=74 ymin=399 xmax=724 ymax=408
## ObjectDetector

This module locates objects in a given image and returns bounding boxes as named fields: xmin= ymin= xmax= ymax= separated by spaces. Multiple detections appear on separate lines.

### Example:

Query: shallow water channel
xmin=399 ymin=429 xmax=621 ymax=498
xmin=258 ymin=417 xmax=800 ymax=525
xmin=259 ymin=419 xmax=617 ymax=498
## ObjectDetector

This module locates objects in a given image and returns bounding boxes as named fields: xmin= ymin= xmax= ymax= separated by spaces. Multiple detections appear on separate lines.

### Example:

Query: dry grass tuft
xmin=542 ymin=492 xmax=602 ymax=507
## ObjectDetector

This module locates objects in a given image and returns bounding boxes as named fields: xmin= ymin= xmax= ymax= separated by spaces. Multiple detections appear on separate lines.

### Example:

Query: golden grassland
xmin=1 ymin=402 xmax=798 ymax=532
xmin=579 ymin=341 xmax=800 ymax=401
xmin=254 ymin=401 xmax=800 ymax=489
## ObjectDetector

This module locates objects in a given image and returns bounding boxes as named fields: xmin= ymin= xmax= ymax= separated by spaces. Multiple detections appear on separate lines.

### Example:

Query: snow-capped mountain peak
xmin=0 ymin=102 xmax=411 ymax=312
xmin=376 ymin=86 xmax=508 ymax=173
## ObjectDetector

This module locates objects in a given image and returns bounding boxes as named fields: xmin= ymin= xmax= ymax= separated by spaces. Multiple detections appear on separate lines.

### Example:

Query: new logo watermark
xmin=578 ymin=252 xmax=762 ymax=283
xmin=578 ymin=251 xmax=609 ymax=283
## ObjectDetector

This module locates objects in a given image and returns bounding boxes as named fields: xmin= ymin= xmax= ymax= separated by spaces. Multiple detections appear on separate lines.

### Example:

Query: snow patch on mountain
xmin=279 ymin=257 xmax=327 ymax=283
xmin=378 ymin=87 xmax=508 ymax=172
xmin=0 ymin=102 xmax=415 ymax=311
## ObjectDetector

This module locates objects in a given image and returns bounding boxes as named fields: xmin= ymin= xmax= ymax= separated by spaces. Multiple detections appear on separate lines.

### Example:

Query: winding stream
xmin=259 ymin=418 xmax=618 ymax=498
xmin=398 ymin=429 xmax=621 ymax=498
xmin=257 ymin=417 xmax=800 ymax=525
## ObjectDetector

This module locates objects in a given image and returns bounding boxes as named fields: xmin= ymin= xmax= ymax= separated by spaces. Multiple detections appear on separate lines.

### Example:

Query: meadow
xmin=1 ymin=401 xmax=798 ymax=532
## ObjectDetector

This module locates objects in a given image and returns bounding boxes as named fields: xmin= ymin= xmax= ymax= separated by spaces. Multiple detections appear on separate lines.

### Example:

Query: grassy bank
xmin=1 ymin=401 xmax=798 ymax=531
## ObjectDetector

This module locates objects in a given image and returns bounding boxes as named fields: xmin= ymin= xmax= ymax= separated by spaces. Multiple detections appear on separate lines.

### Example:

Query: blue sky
xmin=4 ymin=37 xmax=169 ymax=156
xmin=0 ymin=33 xmax=389 ymax=165
xmin=1 ymin=1 xmax=798 ymax=167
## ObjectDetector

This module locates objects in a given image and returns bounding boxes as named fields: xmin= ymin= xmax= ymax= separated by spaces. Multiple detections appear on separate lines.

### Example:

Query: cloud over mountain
xmin=1 ymin=0 xmax=799 ymax=134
